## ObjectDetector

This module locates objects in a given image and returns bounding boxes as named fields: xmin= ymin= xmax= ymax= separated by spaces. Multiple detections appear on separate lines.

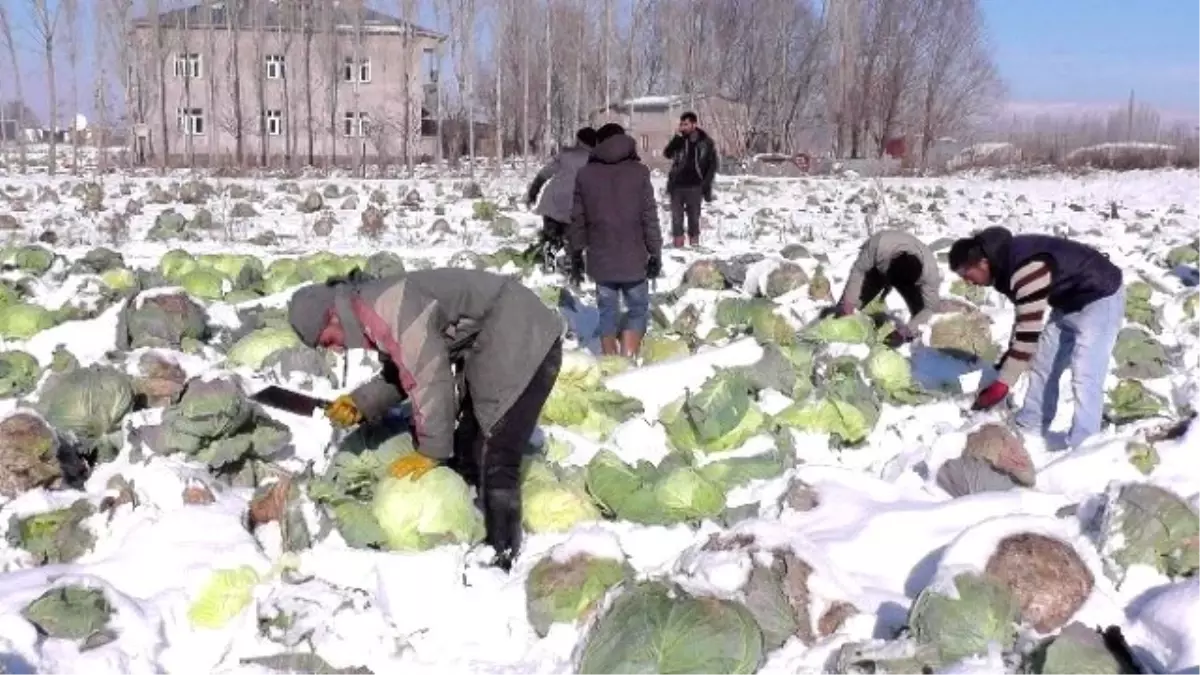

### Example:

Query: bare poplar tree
xmin=493 ymin=0 xmax=504 ymax=174
xmin=542 ymin=0 xmax=552 ymax=153
xmin=64 ymin=0 xmax=80 ymax=174
xmin=28 ymin=0 xmax=67 ymax=175
xmin=0 ymin=6 xmax=28 ymax=172
xmin=521 ymin=0 xmax=531 ymax=168
xmin=465 ymin=0 xmax=477 ymax=174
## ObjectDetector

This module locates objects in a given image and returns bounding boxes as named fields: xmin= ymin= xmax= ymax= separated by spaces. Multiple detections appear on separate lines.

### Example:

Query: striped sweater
xmin=997 ymin=259 xmax=1053 ymax=385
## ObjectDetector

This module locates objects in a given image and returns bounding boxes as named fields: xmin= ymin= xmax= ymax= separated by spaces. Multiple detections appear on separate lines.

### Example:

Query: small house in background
xmin=589 ymin=94 xmax=750 ymax=165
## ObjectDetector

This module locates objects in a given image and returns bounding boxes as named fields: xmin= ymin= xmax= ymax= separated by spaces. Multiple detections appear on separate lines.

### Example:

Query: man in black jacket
xmin=663 ymin=111 xmax=718 ymax=248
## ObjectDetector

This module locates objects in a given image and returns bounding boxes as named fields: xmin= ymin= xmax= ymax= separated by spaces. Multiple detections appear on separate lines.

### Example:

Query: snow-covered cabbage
xmin=371 ymin=468 xmax=486 ymax=551
xmin=188 ymin=566 xmax=261 ymax=629
xmin=263 ymin=259 xmax=312 ymax=294
xmin=577 ymin=581 xmax=764 ymax=674
xmin=559 ymin=349 xmax=603 ymax=389
xmin=1096 ymin=483 xmax=1198 ymax=581
xmin=908 ymin=572 xmax=1020 ymax=663
xmin=1113 ymin=328 xmax=1171 ymax=379
xmin=540 ymin=376 xmax=643 ymax=441
xmin=0 ymin=303 xmax=57 ymax=339
xmin=365 ymin=251 xmax=406 ymax=279
xmin=0 ymin=350 xmax=42 ymax=397
xmin=200 ymin=253 xmax=264 ymax=290
xmin=521 ymin=459 xmax=601 ymax=533
xmin=641 ymin=333 xmax=691 ymax=363
xmin=659 ymin=373 xmax=766 ymax=455
xmin=226 ymin=327 xmax=303 ymax=370
xmin=1124 ymin=281 xmax=1162 ymax=333
xmin=117 ymin=292 xmax=209 ymax=350
xmin=525 ymin=552 xmax=631 ymax=637
xmin=1029 ymin=622 xmax=1133 ymax=674
xmin=776 ymin=357 xmax=880 ymax=446
xmin=5 ymin=245 xmax=55 ymax=276
xmin=180 ymin=267 xmax=229 ymax=300
xmin=585 ymin=450 xmax=725 ymax=525
xmin=159 ymin=249 xmax=199 ymax=281
xmin=99 ymin=267 xmax=139 ymax=293
xmin=36 ymin=365 xmax=135 ymax=438
xmin=698 ymin=450 xmax=790 ymax=491
xmin=1104 ymin=380 xmax=1167 ymax=424
xmin=1165 ymin=242 xmax=1198 ymax=268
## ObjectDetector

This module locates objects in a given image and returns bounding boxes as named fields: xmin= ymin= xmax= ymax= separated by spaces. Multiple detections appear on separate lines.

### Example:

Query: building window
xmin=422 ymin=47 xmax=438 ymax=84
xmin=264 ymin=110 xmax=282 ymax=136
xmin=177 ymin=108 xmax=205 ymax=136
xmin=342 ymin=57 xmax=372 ymax=83
xmin=640 ymin=135 xmax=650 ymax=153
xmin=265 ymin=55 xmax=285 ymax=80
xmin=343 ymin=112 xmax=370 ymax=137
xmin=173 ymin=53 xmax=202 ymax=78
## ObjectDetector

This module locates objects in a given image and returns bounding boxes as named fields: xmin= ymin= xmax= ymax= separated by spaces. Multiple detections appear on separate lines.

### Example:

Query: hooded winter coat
xmin=569 ymin=134 xmax=663 ymax=284
xmin=290 ymin=269 xmax=563 ymax=461
xmin=527 ymin=144 xmax=592 ymax=224
xmin=839 ymin=229 xmax=942 ymax=330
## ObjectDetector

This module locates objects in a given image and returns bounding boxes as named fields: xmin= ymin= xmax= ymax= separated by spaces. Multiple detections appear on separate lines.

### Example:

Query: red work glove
xmin=972 ymin=381 xmax=1009 ymax=411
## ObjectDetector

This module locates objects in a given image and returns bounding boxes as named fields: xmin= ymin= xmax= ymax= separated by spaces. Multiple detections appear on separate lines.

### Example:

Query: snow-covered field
xmin=0 ymin=165 xmax=1197 ymax=674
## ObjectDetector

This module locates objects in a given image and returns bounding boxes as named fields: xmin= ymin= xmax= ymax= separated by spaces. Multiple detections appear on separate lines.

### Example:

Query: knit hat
xmin=288 ymin=283 xmax=337 ymax=347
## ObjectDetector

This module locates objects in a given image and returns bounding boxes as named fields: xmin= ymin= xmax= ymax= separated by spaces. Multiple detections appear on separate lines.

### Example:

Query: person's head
xmin=596 ymin=122 xmax=625 ymax=143
xmin=288 ymin=284 xmax=346 ymax=351
xmin=678 ymin=111 xmax=698 ymax=135
xmin=576 ymin=126 xmax=597 ymax=148
xmin=887 ymin=253 xmax=924 ymax=288
xmin=948 ymin=236 xmax=992 ymax=286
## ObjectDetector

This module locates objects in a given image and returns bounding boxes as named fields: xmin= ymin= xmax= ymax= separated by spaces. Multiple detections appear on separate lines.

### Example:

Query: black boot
xmin=483 ymin=487 xmax=522 ymax=572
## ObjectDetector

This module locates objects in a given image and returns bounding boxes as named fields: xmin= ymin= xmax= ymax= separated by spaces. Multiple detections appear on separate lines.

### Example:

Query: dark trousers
xmin=541 ymin=216 xmax=568 ymax=246
xmin=669 ymin=186 xmax=704 ymax=239
xmin=450 ymin=338 xmax=563 ymax=564
xmin=859 ymin=268 xmax=925 ymax=316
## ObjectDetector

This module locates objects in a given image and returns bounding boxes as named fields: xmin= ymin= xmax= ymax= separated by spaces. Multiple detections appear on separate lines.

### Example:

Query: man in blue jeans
xmin=949 ymin=226 xmax=1125 ymax=448
xmin=568 ymin=123 xmax=662 ymax=358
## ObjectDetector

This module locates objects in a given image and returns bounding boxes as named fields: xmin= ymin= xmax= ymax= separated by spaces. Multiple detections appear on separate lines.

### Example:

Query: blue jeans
xmin=1014 ymin=286 xmax=1126 ymax=448
xmin=596 ymin=281 xmax=650 ymax=338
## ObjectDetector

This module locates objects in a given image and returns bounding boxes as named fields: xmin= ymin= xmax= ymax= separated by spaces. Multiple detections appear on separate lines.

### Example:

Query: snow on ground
xmin=0 ymin=164 xmax=1197 ymax=674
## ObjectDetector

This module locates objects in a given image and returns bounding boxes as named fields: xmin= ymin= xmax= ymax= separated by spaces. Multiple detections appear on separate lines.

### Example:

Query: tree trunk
xmin=0 ymin=7 xmax=29 ymax=173
xmin=493 ymin=0 xmax=503 ymax=175
xmin=543 ymin=0 xmax=552 ymax=153
xmin=65 ymin=0 xmax=79 ymax=175
xmin=227 ymin=4 xmax=244 ymax=166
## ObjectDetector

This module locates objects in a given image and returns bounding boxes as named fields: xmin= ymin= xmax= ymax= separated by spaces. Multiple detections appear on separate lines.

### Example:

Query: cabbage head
xmin=776 ymin=357 xmax=880 ymax=446
xmin=11 ymin=245 xmax=55 ymax=276
xmin=521 ymin=460 xmax=601 ymax=534
xmin=179 ymin=267 xmax=229 ymax=300
xmin=1166 ymin=243 xmax=1199 ymax=268
xmin=659 ymin=373 xmax=765 ymax=455
xmin=263 ymin=259 xmax=312 ymax=295
xmin=188 ymin=566 xmax=261 ymax=629
xmin=0 ymin=350 xmax=42 ymax=397
xmin=366 ymin=252 xmax=406 ymax=279
xmin=585 ymin=450 xmax=725 ymax=526
xmin=36 ymin=365 xmax=135 ymax=438
xmin=371 ymin=469 xmax=486 ymax=551
xmin=541 ymin=383 xmax=643 ymax=441
xmin=0 ymin=280 xmax=21 ymax=307
xmin=1184 ymin=293 xmax=1197 ymax=319
xmin=559 ymin=350 xmax=603 ymax=389
xmin=577 ymin=581 xmax=764 ymax=675
xmin=641 ymin=334 xmax=691 ymax=363
xmin=866 ymin=347 xmax=930 ymax=404
xmin=526 ymin=553 xmax=631 ymax=638
xmin=0 ymin=303 xmax=57 ymax=339
xmin=803 ymin=314 xmax=874 ymax=344
xmin=227 ymin=327 xmax=303 ymax=370
xmin=1104 ymin=380 xmax=1167 ymax=424
xmin=1097 ymin=483 xmax=1198 ymax=581
xmin=159 ymin=249 xmax=198 ymax=281
xmin=201 ymin=254 xmax=264 ymax=291
xmin=908 ymin=572 xmax=1021 ymax=663
xmin=99 ymin=267 xmax=139 ymax=293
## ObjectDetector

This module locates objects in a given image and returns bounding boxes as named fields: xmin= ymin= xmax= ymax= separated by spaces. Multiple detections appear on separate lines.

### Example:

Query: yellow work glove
xmin=389 ymin=453 xmax=438 ymax=481
xmin=325 ymin=395 xmax=363 ymax=428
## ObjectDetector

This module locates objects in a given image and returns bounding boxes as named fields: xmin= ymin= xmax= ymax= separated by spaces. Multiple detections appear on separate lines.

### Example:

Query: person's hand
xmin=972 ymin=381 xmax=1010 ymax=411
xmin=883 ymin=329 xmax=911 ymax=349
xmin=325 ymin=395 xmax=362 ymax=428
xmin=569 ymin=252 xmax=585 ymax=286
xmin=389 ymin=452 xmax=438 ymax=481
xmin=646 ymin=255 xmax=662 ymax=279
xmin=703 ymin=188 xmax=714 ymax=203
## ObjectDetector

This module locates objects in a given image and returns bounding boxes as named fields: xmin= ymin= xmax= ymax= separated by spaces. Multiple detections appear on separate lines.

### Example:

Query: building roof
xmin=592 ymin=93 xmax=741 ymax=115
xmin=133 ymin=1 xmax=444 ymax=40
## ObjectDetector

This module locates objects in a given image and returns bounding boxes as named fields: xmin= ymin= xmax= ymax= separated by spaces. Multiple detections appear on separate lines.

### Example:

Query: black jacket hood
xmin=591 ymin=134 xmax=639 ymax=164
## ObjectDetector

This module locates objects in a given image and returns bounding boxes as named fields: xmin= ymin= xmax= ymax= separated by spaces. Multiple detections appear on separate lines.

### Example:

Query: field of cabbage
xmin=0 ymin=166 xmax=1197 ymax=674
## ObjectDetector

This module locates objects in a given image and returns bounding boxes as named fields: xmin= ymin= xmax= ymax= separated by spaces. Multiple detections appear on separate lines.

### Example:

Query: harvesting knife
xmin=251 ymin=385 xmax=333 ymax=417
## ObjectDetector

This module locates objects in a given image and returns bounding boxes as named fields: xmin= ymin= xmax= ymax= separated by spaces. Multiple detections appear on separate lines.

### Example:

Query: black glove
xmin=703 ymin=186 xmax=714 ymax=203
xmin=646 ymin=255 xmax=662 ymax=279
xmin=818 ymin=304 xmax=845 ymax=320
xmin=569 ymin=252 xmax=585 ymax=286
xmin=883 ymin=330 xmax=911 ymax=349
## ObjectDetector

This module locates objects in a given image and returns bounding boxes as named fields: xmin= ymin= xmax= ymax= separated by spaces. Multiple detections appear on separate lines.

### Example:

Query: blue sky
xmin=982 ymin=0 xmax=1199 ymax=118
xmin=3 ymin=0 xmax=1198 ymax=124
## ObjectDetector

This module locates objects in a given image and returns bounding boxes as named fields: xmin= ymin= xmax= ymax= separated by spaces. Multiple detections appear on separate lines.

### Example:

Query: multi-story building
xmin=130 ymin=1 xmax=443 ymax=167
xmin=589 ymin=94 xmax=751 ymax=164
